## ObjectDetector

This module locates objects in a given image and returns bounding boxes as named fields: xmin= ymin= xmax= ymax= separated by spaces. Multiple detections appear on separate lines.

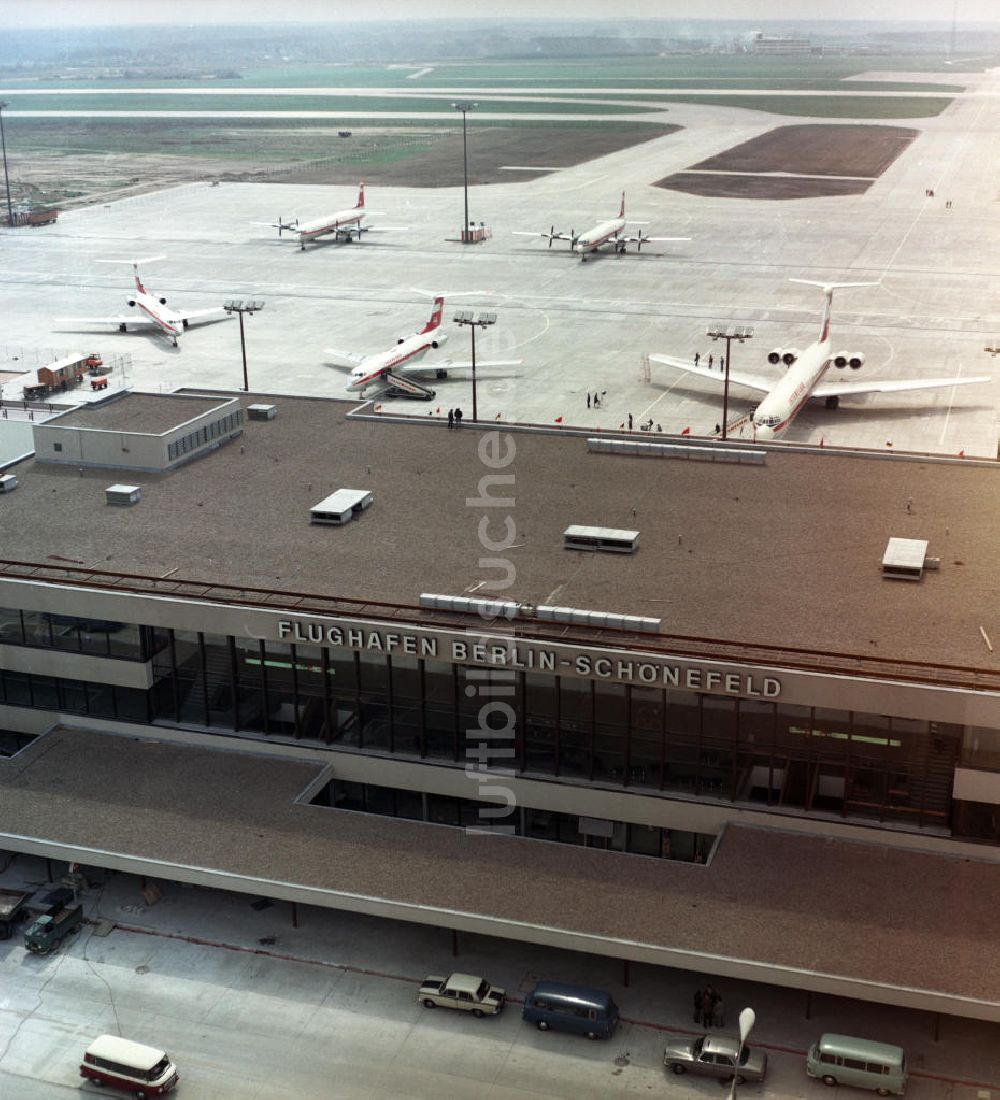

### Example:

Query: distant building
xmin=749 ymin=31 xmax=814 ymax=55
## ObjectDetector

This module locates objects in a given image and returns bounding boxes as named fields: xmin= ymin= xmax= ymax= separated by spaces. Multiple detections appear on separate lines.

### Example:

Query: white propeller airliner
xmin=513 ymin=192 xmax=690 ymax=261
xmin=55 ymin=257 xmax=229 ymax=347
xmin=649 ymin=280 xmax=990 ymax=440
xmin=326 ymin=295 xmax=520 ymax=398
xmin=259 ymin=182 xmax=406 ymax=250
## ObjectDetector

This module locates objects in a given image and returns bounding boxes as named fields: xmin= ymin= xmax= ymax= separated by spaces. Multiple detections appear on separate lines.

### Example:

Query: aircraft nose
xmin=754 ymin=424 xmax=774 ymax=441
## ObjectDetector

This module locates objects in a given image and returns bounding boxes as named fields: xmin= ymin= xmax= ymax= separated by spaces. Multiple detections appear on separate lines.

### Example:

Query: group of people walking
xmin=445 ymin=408 xmax=464 ymax=429
xmin=693 ymin=983 xmax=725 ymax=1029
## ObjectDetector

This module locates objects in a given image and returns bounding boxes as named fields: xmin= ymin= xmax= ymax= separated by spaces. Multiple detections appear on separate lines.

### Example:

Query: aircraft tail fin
xmin=98 ymin=255 xmax=166 ymax=296
xmin=420 ymin=296 xmax=445 ymax=334
xmin=619 ymin=191 xmax=625 ymax=219
xmin=356 ymin=182 xmax=365 ymax=209
xmin=789 ymin=278 xmax=879 ymax=343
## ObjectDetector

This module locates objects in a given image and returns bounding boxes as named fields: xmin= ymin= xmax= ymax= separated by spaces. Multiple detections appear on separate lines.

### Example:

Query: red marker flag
xmin=554 ymin=416 xmax=563 ymax=423
xmin=681 ymin=426 xmax=691 ymax=436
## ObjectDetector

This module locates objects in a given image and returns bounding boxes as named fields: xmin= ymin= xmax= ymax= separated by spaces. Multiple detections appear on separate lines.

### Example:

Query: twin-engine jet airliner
xmin=326 ymin=296 xmax=520 ymax=399
xmin=513 ymin=192 xmax=690 ymax=261
xmin=55 ymin=257 xmax=229 ymax=348
xmin=649 ymin=280 xmax=990 ymax=440
xmin=260 ymin=182 xmax=406 ymax=250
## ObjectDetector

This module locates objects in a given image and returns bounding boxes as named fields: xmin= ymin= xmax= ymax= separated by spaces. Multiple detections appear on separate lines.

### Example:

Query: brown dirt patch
xmin=265 ymin=122 xmax=681 ymax=187
xmin=689 ymin=123 xmax=918 ymax=178
xmin=657 ymin=173 xmax=872 ymax=200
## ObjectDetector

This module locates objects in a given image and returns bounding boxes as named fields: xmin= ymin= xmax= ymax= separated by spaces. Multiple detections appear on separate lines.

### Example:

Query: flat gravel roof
xmin=4 ymin=391 xmax=1000 ymax=666
xmin=2 ymin=727 xmax=997 ymax=1015
xmin=49 ymin=392 xmax=230 ymax=435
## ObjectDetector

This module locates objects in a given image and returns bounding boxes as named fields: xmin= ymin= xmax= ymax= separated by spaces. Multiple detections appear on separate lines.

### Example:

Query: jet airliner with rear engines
xmin=55 ymin=257 xmax=229 ymax=348
xmin=259 ymin=182 xmax=406 ymax=250
xmin=513 ymin=192 xmax=690 ymax=261
xmin=326 ymin=296 xmax=520 ymax=399
xmin=648 ymin=280 xmax=990 ymax=440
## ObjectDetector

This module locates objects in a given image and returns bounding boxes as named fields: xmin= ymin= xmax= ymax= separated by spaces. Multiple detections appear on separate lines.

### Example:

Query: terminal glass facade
xmin=0 ymin=618 xmax=977 ymax=835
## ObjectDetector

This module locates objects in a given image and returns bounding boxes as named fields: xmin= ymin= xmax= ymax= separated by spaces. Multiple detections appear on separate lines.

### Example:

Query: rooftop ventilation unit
xmin=105 ymin=484 xmax=141 ymax=506
xmin=419 ymin=593 xmax=660 ymax=634
xmin=0 ymin=474 xmax=18 ymax=493
xmin=882 ymin=537 xmax=937 ymax=581
xmin=564 ymin=525 xmax=639 ymax=554
xmin=247 ymin=404 xmax=276 ymax=421
xmin=310 ymin=489 xmax=374 ymax=526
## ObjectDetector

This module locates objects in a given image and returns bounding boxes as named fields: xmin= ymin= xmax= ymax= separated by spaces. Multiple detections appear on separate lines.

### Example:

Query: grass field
xmin=1 ymin=53 xmax=982 ymax=91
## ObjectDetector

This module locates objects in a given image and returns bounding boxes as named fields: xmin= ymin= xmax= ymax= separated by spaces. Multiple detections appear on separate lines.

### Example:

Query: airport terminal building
xmin=3 ymin=391 xmax=1000 ymax=1021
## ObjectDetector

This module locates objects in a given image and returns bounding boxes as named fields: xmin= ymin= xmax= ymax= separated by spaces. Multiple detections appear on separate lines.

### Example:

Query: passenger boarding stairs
xmin=712 ymin=412 xmax=757 ymax=441
xmin=381 ymin=371 xmax=436 ymax=400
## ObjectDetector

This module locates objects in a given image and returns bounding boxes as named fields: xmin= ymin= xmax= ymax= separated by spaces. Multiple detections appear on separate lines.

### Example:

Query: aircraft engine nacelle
xmin=431 ymin=332 xmax=447 ymax=349
xmin=159 ymin=297 xmax=167 ymax=305
xmin=397 ymin=338 xmax=405 ymax=345
xmin=833 ymin=350 xmax=850 ymax=369
xmin=127 ymin=299 xmax=136 ymax=308
xmin=781 ymin=348 xmax=800 ymax=367
xmin=848 ymin=352 xmax=865 ymax=370
xmin=767 ymin=348 xmax=784 ymax=365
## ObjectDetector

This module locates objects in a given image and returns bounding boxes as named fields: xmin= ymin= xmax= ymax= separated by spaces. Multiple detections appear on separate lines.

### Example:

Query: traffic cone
xmin=374 ymin=404 xmax=383 ymax=413
xmin=554 ymin=416 xmax=563 ymax=423
xmin=958 ymin=449 xmax=965 ymax=457
xmin=681 ymin=426 xmax=691 ymax=436
xmin=819 ymin=437 xmax=824 ymax=448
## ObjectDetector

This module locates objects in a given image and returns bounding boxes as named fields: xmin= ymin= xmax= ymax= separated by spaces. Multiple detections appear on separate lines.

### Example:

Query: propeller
xmin=547 ymin=224 xmax=556 ymax=248
xmin=570 ymin=228 xmax=578 ymax=249
xmin=272 ymin=217 xmax=299 ymax=236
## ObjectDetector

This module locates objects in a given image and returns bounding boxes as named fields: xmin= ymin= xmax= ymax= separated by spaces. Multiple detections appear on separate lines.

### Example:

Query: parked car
xmin=522 ymin=981 xmax=619 ymax=1039
xmin=418 ymin=972 xmax=506 ymax=1016
xmin=663 ymin=1034 xmax=768 ymax=1083
xmin=80 ymin=1034 xmax=178 ymax=1097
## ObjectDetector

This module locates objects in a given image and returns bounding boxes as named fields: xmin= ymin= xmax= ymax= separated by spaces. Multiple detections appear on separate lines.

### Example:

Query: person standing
xmin=454 ymin=407 xmax=463 ymax=428
xmin=587 ymin=393 xmax=591 ymax=409
xmin=447 ymin=409 xmax=454 ymax=430
xmin=701 ymin=985 xmax=718 ymax=1029
xmin=693 ymin=987 xmax=704 ymax=1023
xmin=712 ymin=992 xmax=725 ymax=1028
xmin=627 ymin=413 xmax=633 ymax=431
xmin=694 ymin=351 xmax=700 ymax=366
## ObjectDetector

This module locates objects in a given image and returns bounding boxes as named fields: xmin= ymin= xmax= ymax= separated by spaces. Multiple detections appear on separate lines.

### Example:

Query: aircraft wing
xmin=55 ymin=314 xmax=159 ymax=328
xmin=647 ymin=354 xmax=775 ymax=394
xmin=176 ymin=307 xmax=230 ymax=327
xmin=813 ymin=375 xmax=991 ymax=398
xmin=363 ymin=225 xmax=409 ymax=232
xmin=324 ymin=349 xmax=367 ymax=369
xmin=512 ymin=231 xmax=573 ymax=242
xmin=623 ymin=235 xmax=692 ymax=244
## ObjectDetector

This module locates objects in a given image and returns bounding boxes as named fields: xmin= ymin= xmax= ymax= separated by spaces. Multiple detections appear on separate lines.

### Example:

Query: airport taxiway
xmin=1 ymin=81 xmax=998 ymax=457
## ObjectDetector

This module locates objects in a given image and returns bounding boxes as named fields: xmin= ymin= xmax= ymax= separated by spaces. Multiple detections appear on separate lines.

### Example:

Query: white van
xmin=806 ymin=1033 xmax=907 ymax=1096
xmin=80 ymin=1034 xmax=179 ymax=1097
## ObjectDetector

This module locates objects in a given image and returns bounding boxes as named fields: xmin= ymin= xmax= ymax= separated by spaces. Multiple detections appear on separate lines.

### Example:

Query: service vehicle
xmin=418 ymin=972 xmax=506 ymax=1016
xmin=23 ymin=902 xmax=82 ymax=954
xmin=80 ymin=1034 xmax=179 ymax=1097
xmin=0 ymin=887 xmax=31 ymax=939
xmin=522 ymin=981 xmax=619 ymax=1039
xmin=806 ymin=1033 xmax=907 ymax=1096
xmin=663 ymin=1034 xmax=768 ymax=1084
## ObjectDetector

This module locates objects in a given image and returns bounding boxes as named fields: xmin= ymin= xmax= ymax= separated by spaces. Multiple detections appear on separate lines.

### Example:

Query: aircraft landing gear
xmin=825 ymin=395 xmax=840 ymax=409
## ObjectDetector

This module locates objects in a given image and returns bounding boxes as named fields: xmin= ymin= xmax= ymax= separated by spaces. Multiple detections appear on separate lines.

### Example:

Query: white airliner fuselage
xmin=55 ymin=256 xmax=228 ymax=347
xmin=331 ymin=297 xmax=449 ymax=392
xmin=648 ymin=279 xmax=991 ymax=440
xmin=514 ymin=192 xmax=689 ymax=261
xmin=266 ymin=183 xmax=402 ymax=250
